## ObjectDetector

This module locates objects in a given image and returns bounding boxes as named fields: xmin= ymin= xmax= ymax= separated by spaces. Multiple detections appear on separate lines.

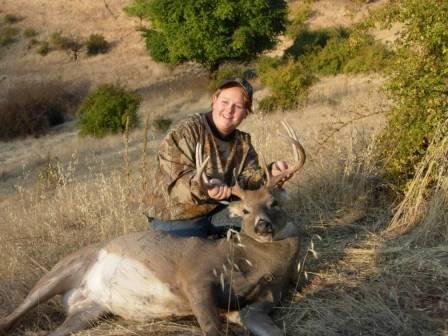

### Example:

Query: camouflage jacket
xmin=145 ymin=112 xmax=265 ymax=220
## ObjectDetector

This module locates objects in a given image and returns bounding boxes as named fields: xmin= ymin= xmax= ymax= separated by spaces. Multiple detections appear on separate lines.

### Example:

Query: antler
xmin=230 ymin=169 xmax=245 ymax=200
xmin=195 ymin=143 xmax=212 ymax=191
xmin=264 ymin=120 xmax=306 ymax=188
xmin=195 ymin=144 xmax=246 ymax=200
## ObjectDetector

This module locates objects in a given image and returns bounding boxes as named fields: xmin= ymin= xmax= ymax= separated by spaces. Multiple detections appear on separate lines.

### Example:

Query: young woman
xmin=146 ymin=78 xmax=289 ymax=237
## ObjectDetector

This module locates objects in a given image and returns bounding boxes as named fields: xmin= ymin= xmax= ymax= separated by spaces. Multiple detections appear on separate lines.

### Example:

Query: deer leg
xmin=47 ymin=301 xmax=105 ymax=336
xmin=0 ymin=248 xmax=97 ymax=332
xmin=0 ymin=274 xmax=72 ymax=332
xmin=184 ymin=285 xmax=222 ymax=336
xmin=240 ymin=302 xmax=283 ymax=336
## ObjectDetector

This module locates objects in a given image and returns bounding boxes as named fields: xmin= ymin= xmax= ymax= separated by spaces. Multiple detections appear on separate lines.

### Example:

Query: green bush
xmin=77 ymin=84 xmax=141 ymax=137
xmin=255 ymin=26 xmax=389 ymax=113
xmin=256 ymin=58 xmax=316 ymax=112
xmin=86 ymin=34 xmax=110 ymax=56
xmin=286 ymin=0 xmax=312 ymax=38
xmin=285 ymin=28 xmax=335 ymax=58
xmin=152 ymin=117 xmax=172 ymax=132
xmin=310 ymin=31 xmax=390 ymax=75
xmin=49 ymin=31 xmax=68 ymax=49
xmin=0 ymin=26 xmax=19 ymax=46
xmin=0 ymin=81 xmax=80 ymax=141
xmin=23 ymin=28 xmax=38 ymax=38
xmin=49 ymin=31 xmax=84 ymax=60
xmin=123 ymin=0 xmax=150 ymax=23
xmin=142 ymin=29 xmax=171 ymax=63
xmin=50 ymin=31 xmax=82 ymax=50
xmin=287 ymin=27 xmax=390 ymax=76
xmin=37 ymin=41 xmax=50 ymax=55
xmin=373 ymin=0 xmax=448 ymax=188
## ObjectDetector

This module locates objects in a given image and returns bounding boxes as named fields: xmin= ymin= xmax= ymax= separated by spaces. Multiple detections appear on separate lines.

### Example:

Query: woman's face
xmin=211 ymin=86 xmax=248 ymax=136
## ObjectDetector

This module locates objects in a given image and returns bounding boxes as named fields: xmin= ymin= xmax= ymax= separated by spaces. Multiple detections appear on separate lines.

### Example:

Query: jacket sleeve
xmin=157 ymin=123 xmax=210 ymax=206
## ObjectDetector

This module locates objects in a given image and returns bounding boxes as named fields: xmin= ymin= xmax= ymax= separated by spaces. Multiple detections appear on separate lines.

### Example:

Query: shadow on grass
xmin=284 ymin=27 xmax=350 ymax=60
xmin=277 ymin=178 xmax=446 ymax=335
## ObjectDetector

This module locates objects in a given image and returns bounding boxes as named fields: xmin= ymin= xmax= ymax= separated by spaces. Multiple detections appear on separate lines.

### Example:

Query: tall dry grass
xmin=279 ymin=122 xmax=448 ymax=336
xmin=1 ymin=78 xmax=446 ymax=336
xmin=0 ymin=153 xmax=152 ymax=330
xmin=0 ymin=105 xmax=387 ymax=335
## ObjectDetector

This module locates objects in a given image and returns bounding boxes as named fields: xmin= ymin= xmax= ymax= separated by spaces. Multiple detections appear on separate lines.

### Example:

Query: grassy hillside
xmin=1 ymin=0 xmax=446 ymax=335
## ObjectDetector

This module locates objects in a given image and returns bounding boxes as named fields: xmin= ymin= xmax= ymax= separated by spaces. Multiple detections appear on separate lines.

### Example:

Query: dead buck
xmin=0 ymin=121 xmax=305 ymax=336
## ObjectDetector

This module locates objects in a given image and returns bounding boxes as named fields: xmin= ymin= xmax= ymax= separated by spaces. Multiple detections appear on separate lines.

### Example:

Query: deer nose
xmin=255 ymin=219 xmax=273 ymax=234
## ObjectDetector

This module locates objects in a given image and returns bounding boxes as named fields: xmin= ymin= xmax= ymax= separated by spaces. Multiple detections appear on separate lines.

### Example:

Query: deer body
xmin=0 ymin=121 xmax=305 ymax=336
xmin=0 ymin=229 xmax=300 ymax=336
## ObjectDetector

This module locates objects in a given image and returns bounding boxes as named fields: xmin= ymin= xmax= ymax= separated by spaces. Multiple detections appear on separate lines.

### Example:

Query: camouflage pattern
xmin=145 ymin=113 xmax=265 ymax=220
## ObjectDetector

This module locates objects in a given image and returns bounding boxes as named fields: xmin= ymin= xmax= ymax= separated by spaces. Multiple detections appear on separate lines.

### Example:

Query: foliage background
xmin=126 ymin=0 xmax=287 ymax=71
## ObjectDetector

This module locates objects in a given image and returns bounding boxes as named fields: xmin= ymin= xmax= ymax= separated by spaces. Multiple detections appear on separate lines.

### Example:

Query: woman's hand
xmin=271 ymin=160 xmax=292 ymax=186
xmin=207 ymin=178 xmax=232 ymax=200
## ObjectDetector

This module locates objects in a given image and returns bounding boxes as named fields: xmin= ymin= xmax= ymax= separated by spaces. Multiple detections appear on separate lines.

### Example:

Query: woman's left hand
xmin=271 ymin=160 xmax=292 ymax=186
xmin=271 ymin=160 xmax=289 ymax=177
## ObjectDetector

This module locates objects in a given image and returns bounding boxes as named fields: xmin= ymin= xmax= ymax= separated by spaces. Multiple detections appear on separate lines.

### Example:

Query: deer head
xmin=196 ymin=121 xmax=306 ymax=243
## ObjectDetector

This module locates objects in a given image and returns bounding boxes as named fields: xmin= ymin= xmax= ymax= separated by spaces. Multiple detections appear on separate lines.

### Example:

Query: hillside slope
xmin=0 ymin=0 xmax=171 ymax=90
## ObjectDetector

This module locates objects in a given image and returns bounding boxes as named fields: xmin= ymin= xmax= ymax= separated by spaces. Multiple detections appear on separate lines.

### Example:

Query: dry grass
xmin=387 ymin=124 xmax=448 ymax=245
xmin=2 ymin=0 xmax=445 ymax=334
xmin=275 ymin=122 xmax=448 ymax=335
xmin=1 ymin=14 xmax=445 ymax=336
xmin=2 ymin=69 xmax=445 ymax=336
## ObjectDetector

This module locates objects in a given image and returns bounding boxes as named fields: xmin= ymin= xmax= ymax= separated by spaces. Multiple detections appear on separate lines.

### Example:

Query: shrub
xmin=256 ymin=58 xmax=316 ymax=112
xmin=286 ymin=0 xmax=312 ymax=38
xmin=0 ymin=81 xmax=81 ymax=141
xmin=310 ymin=31 xmax=390 ymax=75
xmin=49 ymin=31 xmax=68 ymax=49
xmin=27 ymin=37 xmax=38 ymax=50
xmin=86 ymin=34 xmax=110 ymax=56
xmin=123 ymin=0 xmax=151 ymax=23
xmin=0 ymin=26 xmax=19 ymax=46
xmin=152 ymin=117 xmax=172 ymax=132
xmin=49 ymin=31 xmax=84 ymax=60
xmin=37 ymin=41 xmax=50 ymax=55
xmin=285 ymin=28 xmax=334 ymax=58
xmin=4 ymin=14 xmax=21 ymax=24
xmin=285 ymin=26 xmax=390 ymax=76
xmin=23 ymin=28 xmax=38 ymax=38
xmin=373 ymin=0 xmax=448 ymax=188
xmin=77 ymin=84 xmax=141 ymax=137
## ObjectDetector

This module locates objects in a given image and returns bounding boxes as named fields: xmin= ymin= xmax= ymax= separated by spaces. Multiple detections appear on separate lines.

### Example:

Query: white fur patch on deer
xmin=69 ymin=249 xmax=187 ymax=321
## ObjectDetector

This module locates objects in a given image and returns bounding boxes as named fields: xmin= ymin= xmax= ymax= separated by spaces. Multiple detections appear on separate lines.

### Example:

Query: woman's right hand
xmin=207 ymin=178 xmax=232 ymax=200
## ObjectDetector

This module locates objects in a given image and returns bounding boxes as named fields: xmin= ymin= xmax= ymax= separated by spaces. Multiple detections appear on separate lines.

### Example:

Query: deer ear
xmin=228 ymin=201 xmax=244 ymax=218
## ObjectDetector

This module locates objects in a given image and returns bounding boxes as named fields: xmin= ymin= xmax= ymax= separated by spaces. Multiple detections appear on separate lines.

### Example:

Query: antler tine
xmin=268 ymin=120 xmax=306 ymax=188
xmin=230 ymin=168 xmax=245 ymax=199
xmin=281 ymin=120 xmax=300 ymax=163
xmin=259 ymin=153 xmax=271 ymax=187
xmin=195 ymin=143 xmax=211 ymax=190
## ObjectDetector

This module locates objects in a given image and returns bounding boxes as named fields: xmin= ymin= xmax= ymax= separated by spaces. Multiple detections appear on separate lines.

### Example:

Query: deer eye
xmin=242 ymin=208 xmax=250 ymax=215
xmin=270 ymin=200 xmax=279 ymax=208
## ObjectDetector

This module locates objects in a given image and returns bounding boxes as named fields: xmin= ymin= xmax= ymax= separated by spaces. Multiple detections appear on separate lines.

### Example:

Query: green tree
xmin=374 ymin=0 xmax=448 ymax=188
xmin=126 ymin=0 xmax=287 ymax=72
xmin=123 ymin=0 xmax=152 ymax=24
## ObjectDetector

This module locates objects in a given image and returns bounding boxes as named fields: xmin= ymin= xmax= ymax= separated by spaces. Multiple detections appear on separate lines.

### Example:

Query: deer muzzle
xmin=255 ymin=218 xmax=273 ymax=235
